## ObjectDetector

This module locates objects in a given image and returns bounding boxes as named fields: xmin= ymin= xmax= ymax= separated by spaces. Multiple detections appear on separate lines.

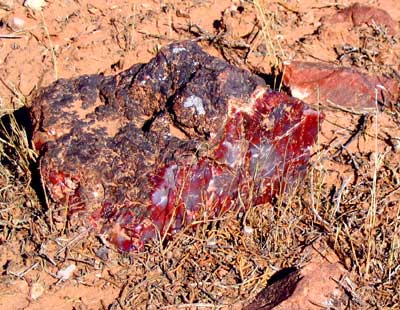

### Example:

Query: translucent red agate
xmin=87 ymin=89 xmax=323 ymax=251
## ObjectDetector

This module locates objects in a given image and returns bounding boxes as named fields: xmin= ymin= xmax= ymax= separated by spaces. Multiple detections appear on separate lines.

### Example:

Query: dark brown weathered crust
xmin=243 ymin=267 xmax=301 ymax=310
xmin=30 ymin=40 xmax=265 ymax=224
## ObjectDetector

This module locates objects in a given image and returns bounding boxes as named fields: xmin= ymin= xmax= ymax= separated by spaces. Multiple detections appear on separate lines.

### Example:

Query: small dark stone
xmin=244 ymin=267 xmax=301 ymax=310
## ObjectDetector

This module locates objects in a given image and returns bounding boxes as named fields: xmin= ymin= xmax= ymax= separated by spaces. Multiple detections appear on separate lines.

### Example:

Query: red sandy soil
xmin=0 ymin=1 xmax=400 ymax=309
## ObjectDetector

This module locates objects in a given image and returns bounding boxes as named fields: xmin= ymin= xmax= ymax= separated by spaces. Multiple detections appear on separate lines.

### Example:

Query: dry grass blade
xmin=300 ymin=101 xmax=400 ymax=307
xmin=0 ymin=113 xmax=37 ymax=177
xmin=253 ymin=0 xmax=285 ymax=69
xmin=40 ymin=12 xmax=58 ymax=80
xmin=364 ymin=88 xmax=382 ymax=277
xmin=0 ymin=78 xmax=28 ymax=113
xmin=0 ymin=34 xmax=22 ymax=39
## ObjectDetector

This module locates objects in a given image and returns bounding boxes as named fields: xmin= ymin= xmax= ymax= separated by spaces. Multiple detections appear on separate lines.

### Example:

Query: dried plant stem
xmin=365 ymin=88 xmax=382 ymax=276
xmin=253 ymin=0 xmax=285 ymax=68
xmin=40 ymin=12 xmax=58 ymax=80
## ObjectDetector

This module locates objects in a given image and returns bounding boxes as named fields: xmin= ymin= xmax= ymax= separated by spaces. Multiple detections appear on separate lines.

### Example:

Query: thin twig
xmin=8 ymin=262 xmax=39 ymax=278
xmin=0 ymin=34 xmax=22 ymax=39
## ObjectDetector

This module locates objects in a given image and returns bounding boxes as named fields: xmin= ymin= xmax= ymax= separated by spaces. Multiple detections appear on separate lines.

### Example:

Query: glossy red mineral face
xmin=30 ymin=41 xmax=323 ymax=251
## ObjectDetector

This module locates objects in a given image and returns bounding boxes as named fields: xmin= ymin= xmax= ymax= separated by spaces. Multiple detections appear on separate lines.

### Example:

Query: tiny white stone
xmin=243 ymin=225 xmax=254 ymax=235
xmin=56 ymin=264 xmax=76 ymax=281
xmin=172 ymin=47 xmax=186 ymax=54
xmin=291 ymin=87 xmax=309 ymax=100
xmin=8 ymin=16 xmax=25 ymax=31
xmin=24 ymin=0 xmax=46 ymax=11
xmin=207 ymin=238 xmax=217 ymax=247
xmin=30 ymin=282 xmax=45 ymax=300
xmin=183 ymin=95 xmax=205 ymax=115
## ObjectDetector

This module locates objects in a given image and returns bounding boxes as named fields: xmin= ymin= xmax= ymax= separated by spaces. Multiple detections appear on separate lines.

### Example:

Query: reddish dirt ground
xmin=1 ymin=1 xmax=400 ymax=309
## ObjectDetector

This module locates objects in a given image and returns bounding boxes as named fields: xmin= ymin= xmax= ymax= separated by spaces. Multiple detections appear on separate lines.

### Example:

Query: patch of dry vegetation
xmin=299 ymin=106 xmax=400 ymax=308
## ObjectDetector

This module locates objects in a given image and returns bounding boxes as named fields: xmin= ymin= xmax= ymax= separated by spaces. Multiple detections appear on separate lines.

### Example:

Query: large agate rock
xmin=30 ymin=41 xmax=323 ymax=251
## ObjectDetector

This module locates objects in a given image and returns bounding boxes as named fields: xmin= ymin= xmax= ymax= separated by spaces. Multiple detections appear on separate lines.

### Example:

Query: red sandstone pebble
xmin=283 ymin=61 xmax=399 ymax=111
xmin=322 ymin=3 xmax=398 ymax=35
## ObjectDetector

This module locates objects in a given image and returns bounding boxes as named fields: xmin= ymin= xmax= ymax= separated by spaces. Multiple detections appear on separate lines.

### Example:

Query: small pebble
xmin=24 ymin=0 xmax=46 ymax=11
xmin=243 ymin=225 xmax=254 ymax=235
xmin=391 ymin=137 xmax=400 ymax=153
xmin=30 ymin=282 xmax=45 ymax=300
xmin=8 ymin=16 xmax=25 ymax=31
xmin=56 ymin=264 xmax=76 ymax=281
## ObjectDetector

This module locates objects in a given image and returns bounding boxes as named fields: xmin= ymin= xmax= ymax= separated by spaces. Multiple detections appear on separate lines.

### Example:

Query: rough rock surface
xmin=283 ymin=61 xmax=399 ymax=110
xmin=31 ymin=41 xmax=323 ymax=251
xmin=273 ymin=244 xmax=348 ymax=310
xmin=243 ymin=267 xmax=301 ymax=310
xmin=322 ymin=2 xmax=398 ymax=35
xmin=244 ymin=243 xmax=349 ymax=310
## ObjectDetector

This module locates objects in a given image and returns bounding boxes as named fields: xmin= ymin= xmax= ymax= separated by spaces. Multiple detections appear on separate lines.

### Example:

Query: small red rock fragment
xmin=273 ymin=244 xmax=348 ymax=310
xmin=323 ymin=3 xmax=398 ymax=35
xmin=283 ymin=61 xmax=399 ymax=110
xmin=245 ymin=243 xmax=349 ymax=310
